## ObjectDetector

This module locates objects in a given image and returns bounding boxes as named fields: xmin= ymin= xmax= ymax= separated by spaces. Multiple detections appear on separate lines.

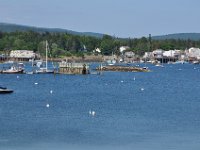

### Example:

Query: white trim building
xmin=10 ymin=50 xmax=35 ymax=59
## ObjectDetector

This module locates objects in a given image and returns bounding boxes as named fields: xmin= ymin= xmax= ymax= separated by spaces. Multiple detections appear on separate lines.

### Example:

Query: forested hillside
xmin=152 ymin=33 xmax=200 ymax=41
xmin=1 ymin=31 xmax=200 ymax=57
xmin=0 ymin=23 xmax=104 ymax=38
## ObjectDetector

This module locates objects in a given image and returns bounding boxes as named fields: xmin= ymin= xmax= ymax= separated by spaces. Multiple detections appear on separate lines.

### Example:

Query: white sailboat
xmin=107 ymin=52 xmax=116 ymax=66
xmin=36 ymin=41 xmax=54 ymax=74
xmin=155 ymin=56 xmax=164 ymax=67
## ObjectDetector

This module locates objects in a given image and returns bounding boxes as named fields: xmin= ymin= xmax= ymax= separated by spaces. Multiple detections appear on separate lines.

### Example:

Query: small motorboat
xmin=142 ymin=66 xmax=148 ymax=70
xmin=1 ymin=66 xmax=24 ymax=74
xmin=0 ymin=86 xmax=13 ymax=94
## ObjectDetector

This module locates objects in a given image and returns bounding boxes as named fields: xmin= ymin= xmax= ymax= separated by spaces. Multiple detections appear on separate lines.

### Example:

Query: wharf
xmin=58 ymin=62 xmax=90 ymax=74
xmin=96 ymin=65 xmax=150 ymax=72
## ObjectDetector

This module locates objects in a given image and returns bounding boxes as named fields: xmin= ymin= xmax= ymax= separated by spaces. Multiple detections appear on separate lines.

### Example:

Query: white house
xmin=93 ymin=48 xmax=101 ymax=53
xmin=152 ymin=49 xmax=164 ymax=58
xmin=124 ymin=51 xmax=135 ymax=58
xmin=143 ymin=52 xmax=153 ymax=59
xmin=187 ymin=47 xmax=200 ymax=59
xmin=120 ymin=46 xmax=130 ymax=53
xmin=163 ymin=50 xmax=174 ymax=57
xmin=163 ymin=50 xmax=181 ymax=58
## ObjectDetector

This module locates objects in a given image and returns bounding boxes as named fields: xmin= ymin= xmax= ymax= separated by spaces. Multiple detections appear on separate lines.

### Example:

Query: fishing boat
xmin=192 ymin=60 xmax=199 ymax=64
xmin=142 ymin=66 xmax=148 ymax=69
xmin=0 ymin=86 xmax=13 ymax=94
xmin=155 ymin=63 xmax=164 ymax=67
xmin=1 ymin=66 xmax=24 ymax=74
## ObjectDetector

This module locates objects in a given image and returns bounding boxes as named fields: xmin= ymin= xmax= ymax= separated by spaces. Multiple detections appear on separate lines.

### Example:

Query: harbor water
xmin=1 ymin=63 xmax=200 ymax=150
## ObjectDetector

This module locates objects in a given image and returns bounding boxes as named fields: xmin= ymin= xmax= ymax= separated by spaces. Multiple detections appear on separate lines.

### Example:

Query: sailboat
xmin=36 ymin=41 xmax=54 ymax=74
xmin=155 ymin=59 xmax=164 ymax=67
xmin=155 ymin=54 xmax=164 ymax=67
xmin=142 ymin=56 xmax=148 ymax=69
xmin=107 ymin=52 xmax=116 ymax=66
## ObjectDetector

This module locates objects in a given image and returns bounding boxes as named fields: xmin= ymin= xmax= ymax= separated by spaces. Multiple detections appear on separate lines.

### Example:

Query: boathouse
xmin=10 ymin=50 xmax=36 ymax=61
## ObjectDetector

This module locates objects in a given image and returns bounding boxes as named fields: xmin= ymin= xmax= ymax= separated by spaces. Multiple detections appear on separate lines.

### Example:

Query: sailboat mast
xmin=46 ymin=40 xmax=48 ymax=70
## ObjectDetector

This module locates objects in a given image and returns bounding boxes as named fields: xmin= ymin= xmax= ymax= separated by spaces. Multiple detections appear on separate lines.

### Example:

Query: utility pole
xmin=149 ymin=34 xmax=152 ymax=52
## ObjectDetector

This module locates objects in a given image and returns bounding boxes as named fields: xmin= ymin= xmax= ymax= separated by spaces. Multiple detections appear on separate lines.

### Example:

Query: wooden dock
xmin=96 ymin=65 xmax=150 ymax=72
xmin=0 ymin=55 xmax=9 ymax=63
xmin=58 ymin=62 xmax=90 ymax=74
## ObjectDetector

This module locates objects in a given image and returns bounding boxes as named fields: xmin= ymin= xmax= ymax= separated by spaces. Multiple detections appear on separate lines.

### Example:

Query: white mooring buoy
xmin=46 ymin=103 xmax=50 ymax=108
xmin=91 ymin=111 xmax=96 ymax=116
xmin=89 ymin=110 xmax=96 ymax=116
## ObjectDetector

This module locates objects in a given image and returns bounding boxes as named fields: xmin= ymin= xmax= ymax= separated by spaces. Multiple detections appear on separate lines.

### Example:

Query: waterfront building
xmin=123 ymin=51 xmax=135 ymax=63
xmin=152 ymin=49 xmax=164 ymax=58
xmin=163 ymin=50 xmax=181 ymax=58
xmin=10 ymin=50 xmax=36 ymax=61
xmin=187 ymin=47 xmax=200 ymax=60
xmin=163 ymin=50 xmax=174 ymax=57
xmin=174 ymin=50 xmax=182 ymax=58
xmin=124 ymin=51 xmax=135 ymax=58
xmin=143 ymin=52 xmax=154 ymax=59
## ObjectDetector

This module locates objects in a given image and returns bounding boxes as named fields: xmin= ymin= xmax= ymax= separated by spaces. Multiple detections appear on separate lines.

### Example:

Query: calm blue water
xmin=1 ymin=63 xmax=200 ymax=150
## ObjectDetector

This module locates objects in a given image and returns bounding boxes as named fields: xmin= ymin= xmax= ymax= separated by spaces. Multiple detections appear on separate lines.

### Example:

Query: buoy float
xmin=89 ymin=110 xmax=96 ymax=116
xmin=46 ymin=103 xmax=50 ymax=108
xmin=91 ymin=111 xmax=96 ymax=116
xmin=89 ymin=110 xmax=92 ymax=115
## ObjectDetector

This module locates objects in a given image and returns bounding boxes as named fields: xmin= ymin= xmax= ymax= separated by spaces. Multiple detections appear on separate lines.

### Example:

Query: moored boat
xmin=36 ymin=41 xmax=54 ymax=74
xmin=0 ymin=86 xmax=13 ymax=94
xmin=36 ymin=68 xmax=54 ymax=74
xmin=1 ymin=66 xmax=24 ymax=74
xmin=192 ymin=60 xmax=199 ymax=64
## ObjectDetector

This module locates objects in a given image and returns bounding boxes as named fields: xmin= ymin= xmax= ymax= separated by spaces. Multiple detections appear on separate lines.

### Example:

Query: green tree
xmin=100 ymin=35 xmax=114 ymax=55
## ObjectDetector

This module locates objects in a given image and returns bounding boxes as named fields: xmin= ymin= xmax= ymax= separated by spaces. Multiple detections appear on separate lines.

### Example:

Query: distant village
xmin=98 ymin=46 xmax=200 ymax=64
xmin=1 ymin=46 xmax=200 ymax=64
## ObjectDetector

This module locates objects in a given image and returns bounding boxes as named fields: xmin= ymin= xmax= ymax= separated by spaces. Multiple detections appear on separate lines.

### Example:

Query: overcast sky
xmin=0 ymin=0 xmax=200 ymax=38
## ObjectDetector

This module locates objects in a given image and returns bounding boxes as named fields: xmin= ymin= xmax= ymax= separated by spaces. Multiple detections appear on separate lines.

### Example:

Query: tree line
xmin=0 ymin=31 xmax=200 ymax=57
